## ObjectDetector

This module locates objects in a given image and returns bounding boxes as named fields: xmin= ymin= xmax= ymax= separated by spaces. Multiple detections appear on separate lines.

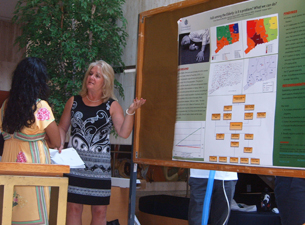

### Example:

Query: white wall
xmin=110 ymin=69 xmax=136 ymax=145
xmin=0 ymin=20 xmax=24 ymax=92
xmin=0 ymin=62 xmax=15 ymax=91
xmin=121 ymin=0 xmax=184 ymax=67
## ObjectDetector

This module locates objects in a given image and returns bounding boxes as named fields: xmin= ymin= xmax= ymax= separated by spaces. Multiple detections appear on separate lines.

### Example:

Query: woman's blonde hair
xmin=79 ymin=60 xmax=117 ymax=102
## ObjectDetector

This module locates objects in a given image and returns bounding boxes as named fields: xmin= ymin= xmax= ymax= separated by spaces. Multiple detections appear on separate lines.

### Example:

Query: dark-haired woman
xmin=0 ymin=57 xmax=61 ymax=224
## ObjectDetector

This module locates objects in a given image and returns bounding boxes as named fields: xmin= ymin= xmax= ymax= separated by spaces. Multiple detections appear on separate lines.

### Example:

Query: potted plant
xmin=13 ymin=0 xmax=127 ymax=121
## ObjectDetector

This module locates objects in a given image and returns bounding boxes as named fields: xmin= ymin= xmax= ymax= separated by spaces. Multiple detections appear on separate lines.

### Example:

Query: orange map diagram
xmin=245 ymin=16 xmax=278 ymax=54
xmin=215 ymin=23 xmax=239 ymax=53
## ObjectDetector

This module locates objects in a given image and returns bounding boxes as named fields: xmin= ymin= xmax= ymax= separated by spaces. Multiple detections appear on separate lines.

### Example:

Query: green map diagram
xmin=245 ymin=16 xmax=278 ymax=54
xmin=215 ymin=23 xmax=239 ymax=53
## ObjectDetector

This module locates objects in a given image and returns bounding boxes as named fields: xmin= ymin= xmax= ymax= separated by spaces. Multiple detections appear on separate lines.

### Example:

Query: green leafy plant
xmin=12 ymin=0 xmax=127 ymax=121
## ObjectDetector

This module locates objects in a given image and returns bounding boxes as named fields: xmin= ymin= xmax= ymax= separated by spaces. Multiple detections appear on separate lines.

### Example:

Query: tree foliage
xmin=13 ymin=0 xmax=127 ymax=121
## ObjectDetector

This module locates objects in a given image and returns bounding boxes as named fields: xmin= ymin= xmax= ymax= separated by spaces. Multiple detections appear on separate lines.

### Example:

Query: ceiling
xmin=0 ymin=0 xmax=18 ymax=21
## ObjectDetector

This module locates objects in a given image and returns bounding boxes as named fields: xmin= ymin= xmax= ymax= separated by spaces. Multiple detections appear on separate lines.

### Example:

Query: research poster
xmin=173 ymin=0 xmax=305 ymax=169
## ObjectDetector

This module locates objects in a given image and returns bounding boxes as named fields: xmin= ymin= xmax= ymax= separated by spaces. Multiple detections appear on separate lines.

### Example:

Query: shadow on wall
xmin=0 ymin=90 xmax=9 ymax=156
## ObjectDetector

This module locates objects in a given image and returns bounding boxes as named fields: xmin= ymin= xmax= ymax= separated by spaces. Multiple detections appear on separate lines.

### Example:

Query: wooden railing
xmin=0 ymin=163 xmax=70 ymax=225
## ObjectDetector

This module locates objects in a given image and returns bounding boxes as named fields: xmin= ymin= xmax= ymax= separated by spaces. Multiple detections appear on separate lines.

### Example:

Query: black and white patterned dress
xmin=65 ymin=95 xmax=115 ymax=205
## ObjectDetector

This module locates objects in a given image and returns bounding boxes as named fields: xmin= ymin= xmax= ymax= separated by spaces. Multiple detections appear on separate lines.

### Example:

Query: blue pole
xmin=201 ymin=170 xmax=216 ymax=225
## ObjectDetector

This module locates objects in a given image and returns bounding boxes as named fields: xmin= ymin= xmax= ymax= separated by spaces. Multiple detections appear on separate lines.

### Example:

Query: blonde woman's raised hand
xmin=126 ymin=98 xmax=146 ymax=115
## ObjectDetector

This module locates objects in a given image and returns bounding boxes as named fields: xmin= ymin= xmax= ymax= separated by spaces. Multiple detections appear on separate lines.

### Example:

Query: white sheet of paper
xmin=49 ymin=147 xmax=85 ymax=168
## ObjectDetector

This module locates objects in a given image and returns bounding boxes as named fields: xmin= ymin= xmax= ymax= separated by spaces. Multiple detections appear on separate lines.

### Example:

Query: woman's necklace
xmin=86 ymin=95 xmax=101 ymax=102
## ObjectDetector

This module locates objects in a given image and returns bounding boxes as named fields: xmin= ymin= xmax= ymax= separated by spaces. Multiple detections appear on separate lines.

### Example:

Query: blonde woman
xmin=58 ymin=60 xmax=146 ymax=225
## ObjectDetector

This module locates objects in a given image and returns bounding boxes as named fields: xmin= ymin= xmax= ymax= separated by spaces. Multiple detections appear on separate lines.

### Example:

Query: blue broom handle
xmin=201 ymin=170 xmax=216 ymax=225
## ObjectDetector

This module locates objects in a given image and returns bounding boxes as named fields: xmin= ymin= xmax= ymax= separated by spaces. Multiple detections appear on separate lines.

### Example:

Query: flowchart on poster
xmin=205 ymin=54 xmax=278 ymax=166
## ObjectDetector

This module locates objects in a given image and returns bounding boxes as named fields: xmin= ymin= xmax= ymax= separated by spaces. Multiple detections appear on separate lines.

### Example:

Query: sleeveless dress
xmin=0 ymin=100 xmax=55 ymax=225
xmin=65 ymin=95 xmax=115 ymax=205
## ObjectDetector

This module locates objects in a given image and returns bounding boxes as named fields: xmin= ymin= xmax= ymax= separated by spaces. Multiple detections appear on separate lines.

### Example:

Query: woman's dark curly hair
xmin=2 ymin=57 xmax=50 ymax=134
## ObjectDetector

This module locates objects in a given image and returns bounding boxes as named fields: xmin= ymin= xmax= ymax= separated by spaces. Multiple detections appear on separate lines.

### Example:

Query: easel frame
xmin=133 ymin=0 xmax=305 ymax=178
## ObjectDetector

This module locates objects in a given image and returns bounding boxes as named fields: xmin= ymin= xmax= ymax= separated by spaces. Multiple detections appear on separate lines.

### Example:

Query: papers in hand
xmin=49 ymin=147 xmax=85 ymax=168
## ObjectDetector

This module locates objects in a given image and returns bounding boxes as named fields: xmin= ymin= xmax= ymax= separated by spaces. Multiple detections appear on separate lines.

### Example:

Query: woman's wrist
xmin=126 ymin=108 xmax=135 ymax=115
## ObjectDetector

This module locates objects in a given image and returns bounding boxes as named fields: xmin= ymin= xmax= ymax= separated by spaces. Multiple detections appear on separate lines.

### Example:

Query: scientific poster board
xmin=134 ymin=0 xmax=305 ymax=177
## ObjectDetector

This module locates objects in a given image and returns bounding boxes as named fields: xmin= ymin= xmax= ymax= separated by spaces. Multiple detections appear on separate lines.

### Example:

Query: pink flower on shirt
xmin=36 ymin=107 xmax=51 ymax=121
xmin=16 ymin=151 xmax=27 ymax=163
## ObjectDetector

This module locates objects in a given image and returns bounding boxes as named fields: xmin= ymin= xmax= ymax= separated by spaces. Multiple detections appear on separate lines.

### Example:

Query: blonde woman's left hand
xmin=127 ymin=98 xmax=146 ymax=114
